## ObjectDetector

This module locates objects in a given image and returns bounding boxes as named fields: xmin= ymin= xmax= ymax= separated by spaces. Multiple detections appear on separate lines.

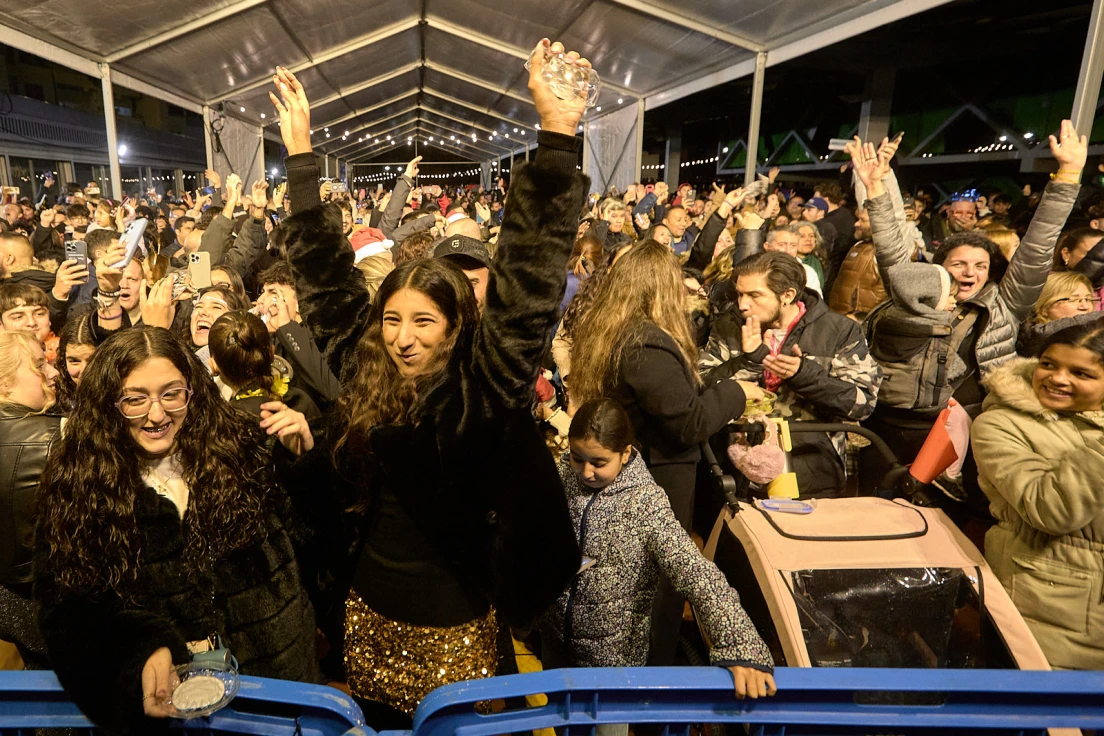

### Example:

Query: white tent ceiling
xmin=0 ymin=0 xmax=956 ymax=162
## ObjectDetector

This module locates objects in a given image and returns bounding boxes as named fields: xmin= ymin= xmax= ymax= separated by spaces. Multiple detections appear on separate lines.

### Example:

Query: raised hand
xmin=717 ymin=186 xmax=746 ymax=219
xmin=1050 ymin=119 xmax=1087 ymax=177
xmin=260 ymin=401 xmax=314 ymax=456
xmin=251 ymin=179 xmax=269 ymax=211
xmin=404 ymin=156 xmax=422 ymax=180
xmin=95 ymin=242 xmax=128 ymax=294
xmin=270 ymin=66 xmax=312 ymax=156
xmin=655 ymin=181 xmax=670 ymax=204
xmin=527 ymin=38 xmax=590 ymax=137
xmin=741 ymin=315 xmax=763 ymax=354
xmin=875 ymin=134 xmax=901 ymax=177
xmin=52 ymin=259 xmax=89 ymax=300
xmin=205 ymin=169 xmax=222 ymax=191
xmin=847 ymin=137 xmax=884 ymax=196
xmin=139 ymin=278 xmax=175 ymax=329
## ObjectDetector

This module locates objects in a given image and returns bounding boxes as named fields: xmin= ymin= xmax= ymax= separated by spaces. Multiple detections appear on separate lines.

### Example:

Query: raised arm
xmin=271 ymin=67 xmax=370 ymax=379
xmin=472 ymin=39 xmax=589 ymax=407
xmin=999 ymin=120 xmax=1084 ymax=323
xmin=378 ymin=157 xmax=418 ymax=238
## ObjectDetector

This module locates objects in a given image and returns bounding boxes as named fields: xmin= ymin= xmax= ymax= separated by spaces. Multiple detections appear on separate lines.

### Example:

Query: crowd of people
xmin=0 ymin=33 xmax=1101 ymax=735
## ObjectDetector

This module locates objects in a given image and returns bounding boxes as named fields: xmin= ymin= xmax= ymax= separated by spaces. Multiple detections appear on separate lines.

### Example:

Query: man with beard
xmin=700 ymin=251 xmax=880 ymax=497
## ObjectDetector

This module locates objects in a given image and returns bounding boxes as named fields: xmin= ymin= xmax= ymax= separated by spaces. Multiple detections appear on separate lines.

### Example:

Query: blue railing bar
xmin=0 ymin=671 xmax=367 ymax=735
xmin=410 ymin=667 xmax=1104 ymax=736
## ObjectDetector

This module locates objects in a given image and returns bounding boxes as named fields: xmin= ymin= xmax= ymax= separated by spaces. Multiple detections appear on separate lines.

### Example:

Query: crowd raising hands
xmin=3 ymin=25 xmax=1104 ymax=735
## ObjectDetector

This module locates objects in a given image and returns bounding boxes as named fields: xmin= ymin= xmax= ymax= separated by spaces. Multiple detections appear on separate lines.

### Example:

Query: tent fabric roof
xmin=0 ymin=0 xmax=948 ymax=163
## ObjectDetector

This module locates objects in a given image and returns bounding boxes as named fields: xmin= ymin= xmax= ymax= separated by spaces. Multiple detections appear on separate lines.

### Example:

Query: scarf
xmin=763 ymin=301 xmax=806 ymax=393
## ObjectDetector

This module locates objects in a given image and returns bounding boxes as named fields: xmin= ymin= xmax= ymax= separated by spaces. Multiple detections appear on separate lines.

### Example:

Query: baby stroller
xmin=700 ymin=423 xmax=1052 ymax=674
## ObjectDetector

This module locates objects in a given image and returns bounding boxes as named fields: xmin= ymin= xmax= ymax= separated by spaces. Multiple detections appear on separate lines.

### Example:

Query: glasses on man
xmin=1054 ymin=296 xmax=1102 ymax=307
xmin=115 ymin=387 xmax=193 ymax=419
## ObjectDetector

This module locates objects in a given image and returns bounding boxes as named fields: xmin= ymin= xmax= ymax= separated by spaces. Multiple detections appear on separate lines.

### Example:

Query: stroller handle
xmin=704 ymin=421 xmax=915 ymax=508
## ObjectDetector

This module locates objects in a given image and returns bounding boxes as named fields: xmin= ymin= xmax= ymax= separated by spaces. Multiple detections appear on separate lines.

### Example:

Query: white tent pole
xmin=1072 ymin=0 xmax=1104 ymax=138
xmin=99 ymin=63 xmax=123 ymax=200
xmin=633 ymin=99 xmax=645 ymax=184
xmin=202 ymin=105 xmax=215 ymax=172
xmin=744 ymin=51 xmax=767 ymax=187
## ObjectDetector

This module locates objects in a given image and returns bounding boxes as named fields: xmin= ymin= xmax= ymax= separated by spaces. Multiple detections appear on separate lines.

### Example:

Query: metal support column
xmin=664 ymin=130 xmax=681 ymax=189
xmin=633 ymin=99 xmax=645 ymax=183
xmin=582 ymin=129 xmax=591 ymax=181
xmin=99 ymin=63 xmax=122 ymax=200
xmin=202 ymin=105 xmax=214 ymax=172
xmin=1072 ymin=0 xmax=1104 ymax=137
xmin=174 ymin=169 xmax=185 ymax=196
xmin=858 ymin=68 xmax=896 ymax=145
xmin=744 ymin=51 xmax=767 ymax=187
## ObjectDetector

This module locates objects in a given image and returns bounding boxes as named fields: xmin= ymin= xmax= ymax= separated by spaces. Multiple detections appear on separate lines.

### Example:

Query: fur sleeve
xmin=37 ymin=589 xmax=189 ymax=735
xmin=283 ymin=206 xmax=372 ymax=383
xmin=471 ymin=131 xmax=588 ymax=408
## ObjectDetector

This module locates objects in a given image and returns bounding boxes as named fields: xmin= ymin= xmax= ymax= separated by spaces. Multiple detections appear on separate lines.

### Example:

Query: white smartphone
xmin=111 ymin=217 xmax=148 ymax=268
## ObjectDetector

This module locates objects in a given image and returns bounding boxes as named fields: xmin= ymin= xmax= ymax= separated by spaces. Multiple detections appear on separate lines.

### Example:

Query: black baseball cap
xmin=433 ymin=235 xmax=491 ymax=269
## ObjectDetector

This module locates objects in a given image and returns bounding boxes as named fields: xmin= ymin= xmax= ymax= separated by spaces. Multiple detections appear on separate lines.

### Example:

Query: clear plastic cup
xmin=525 ymin=47 xmax=601 ymax=108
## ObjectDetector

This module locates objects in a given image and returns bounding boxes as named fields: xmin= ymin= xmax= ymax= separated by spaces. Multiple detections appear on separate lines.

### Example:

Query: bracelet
xmin=99 ymin=288 xmax=121 ymax=298
xmin=1051 ymin=170 xmax=1082 ymax=183
xmin=99 ymin=310 xmax=123 ymax=321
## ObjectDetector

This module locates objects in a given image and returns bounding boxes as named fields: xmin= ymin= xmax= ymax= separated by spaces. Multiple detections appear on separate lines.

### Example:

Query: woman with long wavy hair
xmin=570 ymin=238 xmax=762 ymax=666
xmin=53 ymin=309 xmax=96 ymax=414
xmin=34 ymin=326 xmax=318 ymax=734
xmin=269 ymin=48 xmax=585 ymax=726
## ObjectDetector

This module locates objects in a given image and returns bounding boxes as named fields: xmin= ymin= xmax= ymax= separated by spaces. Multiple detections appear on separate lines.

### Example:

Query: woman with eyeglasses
xmin=34 ymin=326 xmax=319 ymax=734
xmin=1017 ymin=272 xmax=1104 ymax=357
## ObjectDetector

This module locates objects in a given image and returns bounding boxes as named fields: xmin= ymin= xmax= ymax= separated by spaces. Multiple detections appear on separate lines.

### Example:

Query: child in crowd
xmin=207 ymin=310 xmax=320 ymax=421
xmin=541 ymin=398 xmax=776 ymax=700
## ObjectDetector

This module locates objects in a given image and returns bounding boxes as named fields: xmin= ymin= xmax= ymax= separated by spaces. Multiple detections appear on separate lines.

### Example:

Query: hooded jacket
xmin=971 ymin=358 xmax=1104 ymax=670
xmin=701 ymin=289 xmax=881 ymax=497
xmin=867 ymin=180 xmax=1079 ymax=382
xmin=541 ymin=450 xmax=772 ymax=671
xmin=1015 ymin=312 xmax=1104 ymax=358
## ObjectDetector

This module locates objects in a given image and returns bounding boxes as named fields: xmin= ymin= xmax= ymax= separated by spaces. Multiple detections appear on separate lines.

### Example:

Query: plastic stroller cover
xmin=704 ymin=497 xmax=1051 ymax=672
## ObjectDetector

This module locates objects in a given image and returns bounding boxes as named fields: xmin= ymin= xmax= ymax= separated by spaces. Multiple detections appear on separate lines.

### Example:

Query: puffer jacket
xmin=0 ymin=405 xmax=62 ymax=587
xmin=971 ymin=358 xmax=1104 ymax=670
xmin=828 ymin=240 xmax=888 ymax=317
xmin=868 ymin=180 xmax=1079 ymax=379
xmin=541 ymin=450 xmax=773 ymax=670
xmin=700 ymin=289 xmax=882 ymax=497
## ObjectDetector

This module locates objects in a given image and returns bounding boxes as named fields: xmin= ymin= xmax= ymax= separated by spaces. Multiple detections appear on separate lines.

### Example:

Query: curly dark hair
xmin=331 ymin=258 xmax=479 ymax=464
xmin=35 ymin=326 xmax=274 ymax=595
xmin=932 ymin=230 xmax=1008 ymax=286
xmin=54 ymin=308 xmax=96 ymax=414
xmin=392 ymin=231 xmax=437 ymax=266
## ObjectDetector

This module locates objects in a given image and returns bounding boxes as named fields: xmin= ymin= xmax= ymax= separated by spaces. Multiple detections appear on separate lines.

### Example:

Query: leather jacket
xmin=0 ymin=404 xmax=62 ymax=587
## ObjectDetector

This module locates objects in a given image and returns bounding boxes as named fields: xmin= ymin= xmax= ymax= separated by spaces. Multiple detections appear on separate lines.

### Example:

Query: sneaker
xmin=932 ymin=473 xmax=968 ymax=503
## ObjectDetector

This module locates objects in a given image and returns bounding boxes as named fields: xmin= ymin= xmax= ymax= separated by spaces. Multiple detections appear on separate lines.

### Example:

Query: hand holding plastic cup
xmin=524 ymin=45 xmax=601 ymax=108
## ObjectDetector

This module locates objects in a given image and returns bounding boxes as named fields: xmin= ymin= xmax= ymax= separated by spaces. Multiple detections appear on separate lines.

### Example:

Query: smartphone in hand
xmin=188 ymin=252 xmax=212 ymax=289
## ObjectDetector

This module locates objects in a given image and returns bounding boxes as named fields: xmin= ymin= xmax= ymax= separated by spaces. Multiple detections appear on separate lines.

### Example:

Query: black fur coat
xmin=280 ymin=132 xmax=586 ymax=628
xmin=34 ymin=484 xmax=319 ymax=735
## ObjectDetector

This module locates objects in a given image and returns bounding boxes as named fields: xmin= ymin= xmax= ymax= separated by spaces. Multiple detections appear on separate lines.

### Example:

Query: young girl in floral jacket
xmin=541 ymin=398 xmax=776 ymax=700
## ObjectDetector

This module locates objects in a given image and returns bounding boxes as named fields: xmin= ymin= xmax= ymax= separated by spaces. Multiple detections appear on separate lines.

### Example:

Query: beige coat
xmin=971 ymin=358 xmax=1104 ymax=669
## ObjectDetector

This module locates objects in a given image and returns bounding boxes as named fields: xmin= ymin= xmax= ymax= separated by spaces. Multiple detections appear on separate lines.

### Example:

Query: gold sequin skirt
xmin=344 ymin=593 xmax=498 ymax=715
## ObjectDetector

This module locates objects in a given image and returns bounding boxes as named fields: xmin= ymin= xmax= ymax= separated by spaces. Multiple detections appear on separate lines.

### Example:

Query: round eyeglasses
xmin=115 ymin=387 xmax=193 ymax=419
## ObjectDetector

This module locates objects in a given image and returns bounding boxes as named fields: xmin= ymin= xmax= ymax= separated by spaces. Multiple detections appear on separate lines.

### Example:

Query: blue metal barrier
xmin=398 ymin=666 xmax=1104 ymax=736
xmin=0 ymin=671 xmax=370 ymax=735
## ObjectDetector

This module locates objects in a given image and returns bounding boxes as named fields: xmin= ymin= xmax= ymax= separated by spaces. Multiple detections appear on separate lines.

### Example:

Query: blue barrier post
xmin=0 ymin=671 xmax=370 ymax=736
xmin=402 ymin=667 xmax=1104 ymax=736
